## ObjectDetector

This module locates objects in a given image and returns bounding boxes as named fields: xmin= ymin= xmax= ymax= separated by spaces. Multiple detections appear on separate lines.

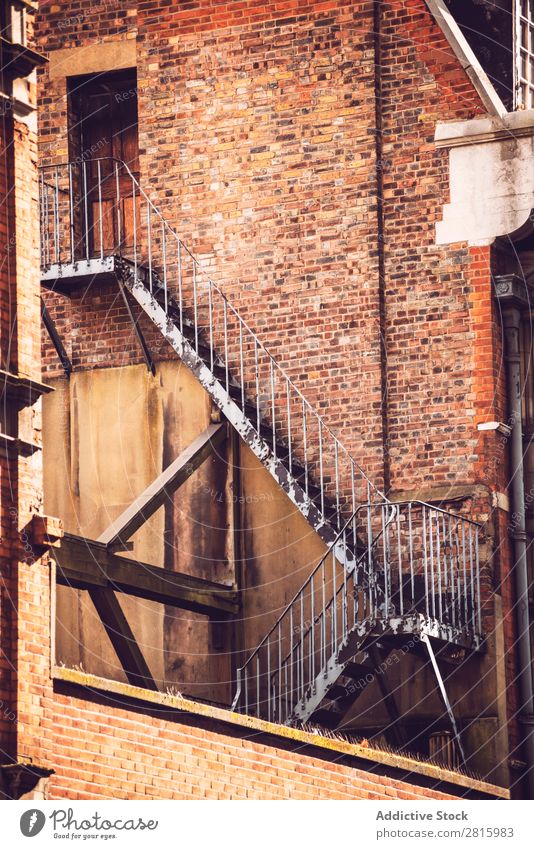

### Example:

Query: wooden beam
xmin=52 ymin=533 xmax=239 ymax=617
xmin=98 ymin=423 xmax=227 ymax=550
xmin=88 ymin=587 xmax=158 ymax=691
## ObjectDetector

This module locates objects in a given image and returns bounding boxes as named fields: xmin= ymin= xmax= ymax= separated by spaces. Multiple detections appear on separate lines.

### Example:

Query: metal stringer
xmin=117 ymin=274 xmax=156 ymax=376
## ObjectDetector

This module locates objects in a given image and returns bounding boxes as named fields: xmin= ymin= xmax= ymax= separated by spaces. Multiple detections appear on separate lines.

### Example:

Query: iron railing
xmin=232 ymin=501 xmax=482 ymax=724
xmin=39 ymin=157 xmax=386 ymax=531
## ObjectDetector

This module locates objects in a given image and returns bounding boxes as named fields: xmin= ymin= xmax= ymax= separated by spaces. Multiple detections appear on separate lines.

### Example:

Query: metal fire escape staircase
xmin=39 ymin=158 xmax=484 ymax=760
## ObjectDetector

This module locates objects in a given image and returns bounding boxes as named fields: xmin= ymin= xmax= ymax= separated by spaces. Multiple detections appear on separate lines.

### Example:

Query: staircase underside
xmin=284 ymin=616 xmax=482 ymax=744
xmin=359 ymin=613 xmax=481 ymax=652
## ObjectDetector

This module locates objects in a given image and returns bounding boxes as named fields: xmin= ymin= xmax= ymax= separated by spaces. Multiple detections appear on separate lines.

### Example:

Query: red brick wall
xmin=31 ymin=0 xmax=521 ymax=792
xmin=39 ymin=686 xmax=457 ymax=800
xmin=0 ymin=13 xmax=43 ymax=764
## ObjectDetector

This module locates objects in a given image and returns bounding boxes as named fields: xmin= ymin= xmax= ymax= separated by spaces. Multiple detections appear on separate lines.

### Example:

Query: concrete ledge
xmin=436 ymin=110 xmax=534 ymax=149
xmin=52 ymin=666 xmax=510 ymax=799
xmin=48 ymin=38 xmax=136 ymax=80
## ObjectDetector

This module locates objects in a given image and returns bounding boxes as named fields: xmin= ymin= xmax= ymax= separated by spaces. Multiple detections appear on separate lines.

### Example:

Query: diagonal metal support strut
xmin=117 ymin=277 xmax=156 ymax=375
xmin=421 ymin=632 xmax=467 ymax=768
xmin=41 ymin=297 xmax=72 ymax=377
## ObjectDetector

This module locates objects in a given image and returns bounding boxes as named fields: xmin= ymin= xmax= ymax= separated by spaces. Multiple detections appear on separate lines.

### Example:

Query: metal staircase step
xmin=342 ymin=660 xmax=374 ymax=681
xmin=326 ymin=683 xmax=351 ymax=702
xmin=308 ymin=706 xmax=344 ymax=729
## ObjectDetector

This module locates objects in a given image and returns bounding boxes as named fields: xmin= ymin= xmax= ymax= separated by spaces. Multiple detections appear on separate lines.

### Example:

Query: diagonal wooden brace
xmin=89 ymin=587 xmax=158 ymax=691
xmin=98 ymin=422 xmax=227 ymax=551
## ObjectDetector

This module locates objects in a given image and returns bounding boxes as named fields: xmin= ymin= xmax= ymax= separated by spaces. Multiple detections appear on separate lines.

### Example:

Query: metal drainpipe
xmin=495 ymin=274 xmax=534 ymax=798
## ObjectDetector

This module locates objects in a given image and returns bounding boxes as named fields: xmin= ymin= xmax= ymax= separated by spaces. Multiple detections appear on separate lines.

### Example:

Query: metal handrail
xmin=39 ymin=157 xmax=388 ymax=532
xmin=232 ymin=500 xmax=483 ymax=723
xmin=234 ymin=502 xmax=396 ymax=672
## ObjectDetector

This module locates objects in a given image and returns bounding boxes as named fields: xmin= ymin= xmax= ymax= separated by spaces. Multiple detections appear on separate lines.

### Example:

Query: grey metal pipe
xmin=503 ymin=304 xmax=534 ymax=799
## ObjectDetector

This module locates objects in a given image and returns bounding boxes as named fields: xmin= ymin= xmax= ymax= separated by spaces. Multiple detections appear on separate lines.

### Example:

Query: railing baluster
xmin=436 ymin=510 xmax=443 ymax=622
xmin=239 ymin=319 xmax=245 ymax=411
xmin=334 ymin=440 xmax=340 ymax=529
xmin=286 ymin=381 xmax=292 ymax=475
xmin=270 ymin=357 xmax=276 ymax=462
xmin=39 ymin=170 xmax=46 ymax=266
xmin=397 ymin=504 xmax=403 ymax=616
xmin=266 ymin=637 xmax=271 ymax=721
xmin=224 ymin=297 xmax=229 ymax=392
xmin=321 ymin=560 xmax=326 ymax=670
xmin=367 ymin=502 xmax=374 ymax=618
xmin=422 ymin=507 xmax=430 ymax=616
xmin=429 ymin=507 xmax=436 ymax=619
xmin=256 ymin=656 xmax=260 ymax=718
xmin=300 ymin=594 xmax=304 ymax=700
xmin=54 ymin=166 xmax=60 ymax=263
xmin=351 ymin=459 xmax=356 ymax=525
xmin=97 ymin=160 xmax=103 ymax=260
xmin=254 ymin=340 xmax=260 ymax=431
xmin=193 ymin=260 xmax=199 ymax=352
xmin=469 ymin=524 xmax=475 ymax=632
xmin=278 ymin=624 xmax=283 ymax=721
xmin=332 ymin=531 xmax=340 ymax=651
xmin=444 ymin=515 xmax=449 ymax=624
xmin=447 ymin=516 xmax=461 ymax=628
xmin=208 ymin=278 xmax=214 ymax=372
xmin=408 ymin=502 xmax=414 ymax=608
xmin=115 ymin=160 xmax=121 ymax=252
xmin=289 ymin=606 xmax=294 ymax=704
xmin=310 ymin=576 xmax=315 ymax=688
xmin=342 ymin=535 xmax=348 ymax=639
xmin=295 ymin=611 xmax=300 ymax=705
xmin=462 ymin=520 xmax=469 ymax=629
xmin=82 ymin=160 xmax=89 ymax=261
xmin=132 ymin=177 xmax=137 ymax=278
xmin=162 ymin=222 xmax=168 ymax=313
xmin=303 ymin=400 xmax=308 ymax=495
xmin=284 ymin=657 xmax=288 ymax=723
xmin=382 ymin=503 xmax=389 ymax=616
xmin=68 ymin=163 xmax=74 ymax=264
xmin=475 ymin=528 xmax=481 ymax=635
xmin=318 ymin=418 xmax=324 ymax=516
xmin=147 ymin=203 xmax=153 ymax=292
xmin=177 ymin=240 xmax=183 ymax=333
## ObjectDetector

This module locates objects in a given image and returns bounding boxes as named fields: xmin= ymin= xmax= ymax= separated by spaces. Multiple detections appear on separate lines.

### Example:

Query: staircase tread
xmin=342 ymin=660 xmax=374 ymax=680
xmin=309 ymin=707 xmax=344 ymax=729
xmin=326 ymin=683 xmax=351 ymax=702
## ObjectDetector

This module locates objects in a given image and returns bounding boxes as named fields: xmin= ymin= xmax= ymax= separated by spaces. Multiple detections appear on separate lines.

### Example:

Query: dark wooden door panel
xmin=75 ymin=72 xmax=139 ymax=259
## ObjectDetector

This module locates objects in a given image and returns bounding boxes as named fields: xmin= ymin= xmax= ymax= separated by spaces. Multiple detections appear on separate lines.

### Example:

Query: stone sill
xmin=52 ymin=666 xmax=509 ymax=800
xmin=436 ymin=110 xmax=534 ymax=149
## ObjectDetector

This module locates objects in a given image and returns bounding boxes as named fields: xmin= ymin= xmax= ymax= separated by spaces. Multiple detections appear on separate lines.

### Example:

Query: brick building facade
xmin=0 ymin=0 xmax=532 ymax=800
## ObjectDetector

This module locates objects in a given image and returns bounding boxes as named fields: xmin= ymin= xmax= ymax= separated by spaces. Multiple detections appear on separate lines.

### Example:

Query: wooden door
xmin=77 ymin=73 xmax=139 ymax=258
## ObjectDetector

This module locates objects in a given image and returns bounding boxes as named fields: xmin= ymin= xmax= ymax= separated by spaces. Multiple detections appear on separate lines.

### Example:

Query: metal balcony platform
xmin=41 ymin=256 xmax=120 ymax=293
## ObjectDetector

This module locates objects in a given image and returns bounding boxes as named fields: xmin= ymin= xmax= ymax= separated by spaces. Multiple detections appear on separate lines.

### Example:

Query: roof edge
xmin=424 ymin=0 xmax=508 ymax=119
